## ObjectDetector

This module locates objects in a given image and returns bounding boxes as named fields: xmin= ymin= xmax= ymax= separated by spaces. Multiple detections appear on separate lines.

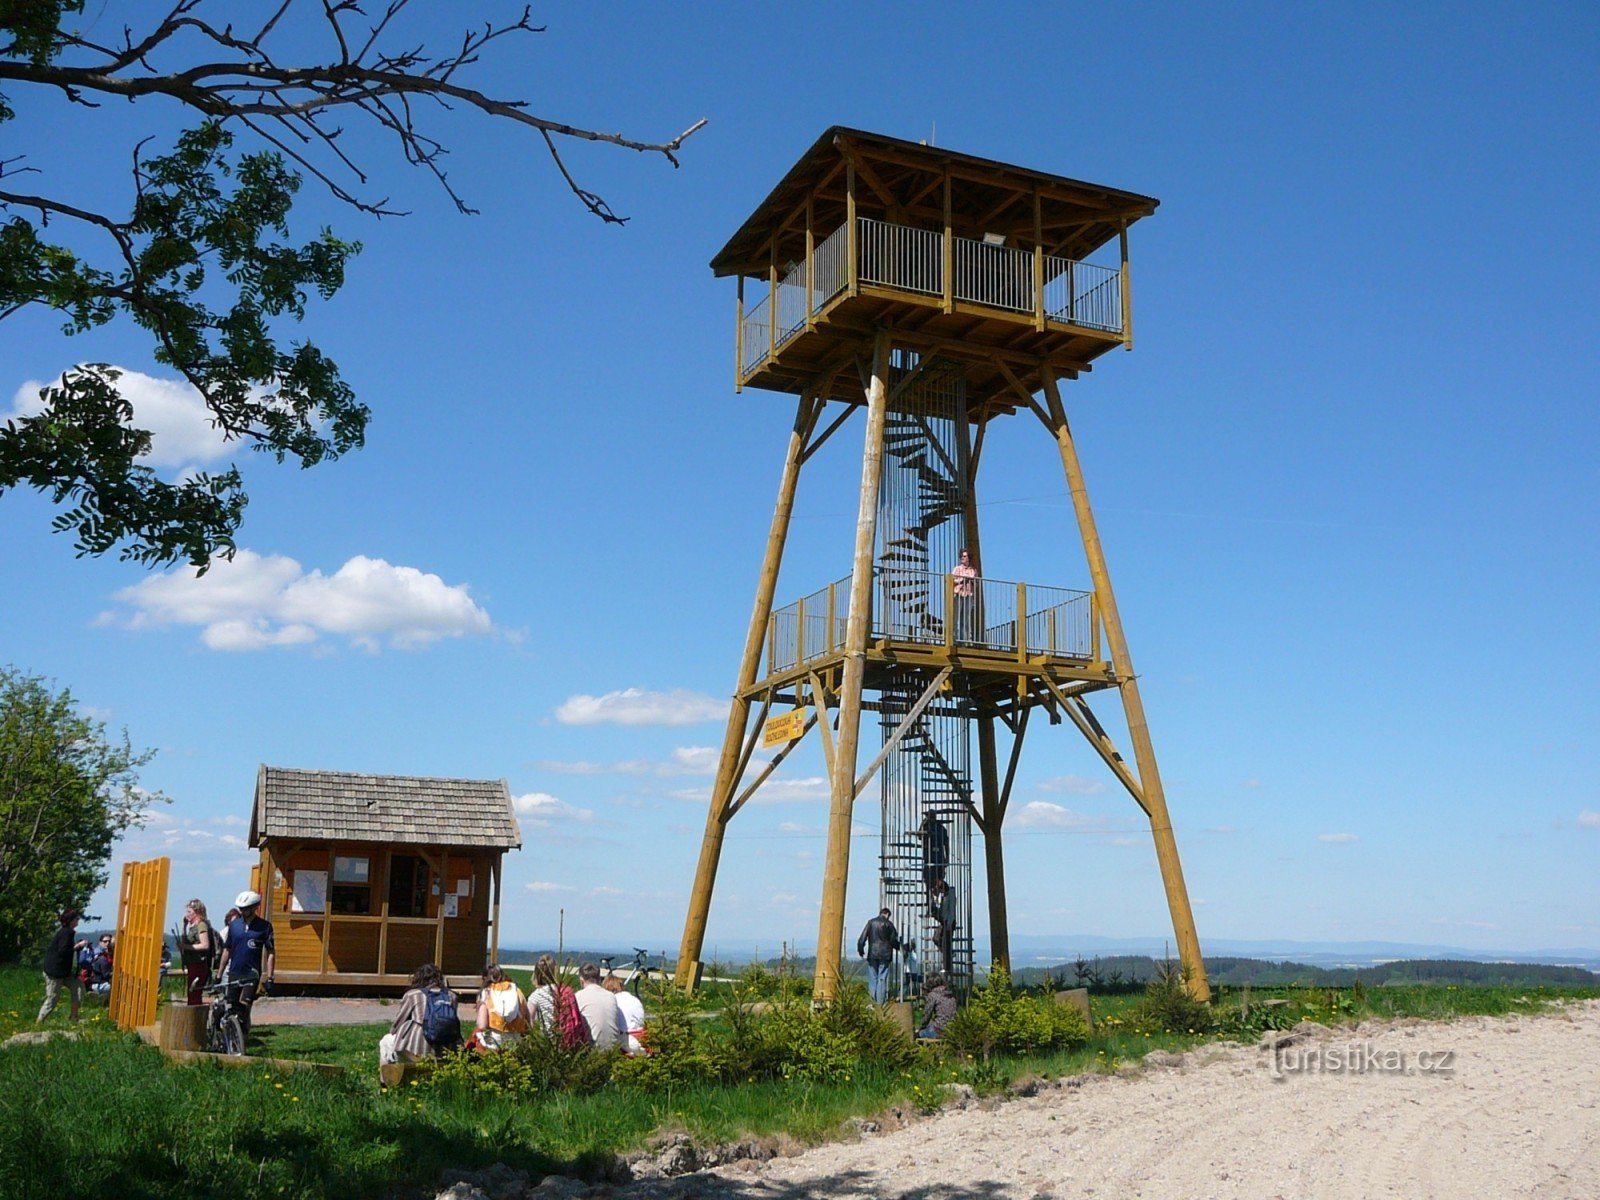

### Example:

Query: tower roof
xmin=711 ymin=126 xmax=1158 ymax=279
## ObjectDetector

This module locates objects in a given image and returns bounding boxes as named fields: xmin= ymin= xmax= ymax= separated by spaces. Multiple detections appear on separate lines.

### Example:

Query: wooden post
xmin=942 ymin=168 xmax=954 ymax=313
xmin=814 ymin=330 xmax=891 ymax=1003
xmin=957 ymin=412 xmax=1008 ymax=974
xmin=677 ymin=389 xmax=819 ymax=992
xmin=319 ymin=844 xmax=335 ymax=977
xmin=434 ymin=848 xmax=449 ymax=969
xmin=805 ymin=196 xmax=816 ymax=328
xmin=1042 ymin=372 xmax=1208 ymax=1000
xmin=735 ymin=275 xmax=745 ymax=392
xmin=846 ymin=161 xmax=858 ymax=296
xmin=489 ymin=856 xmax=503 ymax=964
xmin=1032 ymin=190 xmax=1045 ymax=331
xmin=1119 ymin=220 xmax=1133 ymax=349
xmin=977 ymin=715 xmax=1008 ymax=972
xmin=377 ymin=848 xmax=392 ymax=978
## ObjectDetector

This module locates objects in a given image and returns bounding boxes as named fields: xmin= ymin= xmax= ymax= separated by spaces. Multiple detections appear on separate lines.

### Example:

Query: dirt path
xmin=618 ymin=1000 xmax=1600 ymax=1200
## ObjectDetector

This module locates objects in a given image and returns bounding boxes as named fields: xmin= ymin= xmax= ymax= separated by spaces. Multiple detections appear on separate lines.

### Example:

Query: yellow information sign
xmin=762 ymin=708 xmax=808 ymax=748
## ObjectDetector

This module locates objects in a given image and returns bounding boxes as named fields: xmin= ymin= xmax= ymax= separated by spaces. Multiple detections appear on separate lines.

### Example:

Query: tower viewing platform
xmin=711 ymin=127 xmax=1156 ymax=411
xmin=756 ymin=568 xmax=1113 ymax=717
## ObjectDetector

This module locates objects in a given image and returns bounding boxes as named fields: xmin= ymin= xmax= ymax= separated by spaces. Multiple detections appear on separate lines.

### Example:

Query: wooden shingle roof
xmin=250 ymin=766 xmax=521 ymax=851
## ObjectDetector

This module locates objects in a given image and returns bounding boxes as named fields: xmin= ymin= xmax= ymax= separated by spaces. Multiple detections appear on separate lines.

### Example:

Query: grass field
xmin=2 ymin=964 xmax=1594 ymax=1200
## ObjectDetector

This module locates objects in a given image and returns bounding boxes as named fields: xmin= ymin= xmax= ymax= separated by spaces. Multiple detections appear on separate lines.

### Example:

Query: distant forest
xmin=1011 ymin=955 xmax=1600 ymax=990
xmin=494 ymin=947 xmax=1600 ymax=990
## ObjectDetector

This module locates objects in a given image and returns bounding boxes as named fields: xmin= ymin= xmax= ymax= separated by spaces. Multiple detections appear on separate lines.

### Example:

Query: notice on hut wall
xmin=442 ymin=894 xmax=459 ymax=918
xmin=291 ymin=869 xmax=327 ymax=914
xmin=456 ymin=878 xmax=471 ymax=897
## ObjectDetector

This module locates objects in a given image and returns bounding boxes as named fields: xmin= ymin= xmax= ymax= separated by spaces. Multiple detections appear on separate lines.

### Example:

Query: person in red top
xmin=951 ymin=548 xmax=979 ymax=642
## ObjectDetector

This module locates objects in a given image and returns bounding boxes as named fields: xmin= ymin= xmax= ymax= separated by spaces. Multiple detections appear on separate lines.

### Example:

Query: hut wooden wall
xmin=259 ymin=839 xmax=494 ymax=980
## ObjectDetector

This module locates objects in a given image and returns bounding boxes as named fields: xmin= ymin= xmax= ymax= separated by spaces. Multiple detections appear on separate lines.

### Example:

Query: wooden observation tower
xmin=677 ymin=128 xmax=1209 ymax=1002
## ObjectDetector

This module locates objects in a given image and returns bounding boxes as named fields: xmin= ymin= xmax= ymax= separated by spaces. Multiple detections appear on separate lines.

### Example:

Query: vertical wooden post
xmin=377 ymin=848 xmax=392 ymax=978
xmin=434 ymin=848 xmax=449 ymax=969
xmin=735 ymin=275 xmax=745 ymax=392
xmin=1119 ymin=220 xmax=1133 ymax=349
xmin=319 ymin=844 xmax=335 ymax=977
xmin=805 ymin=196 xmax=816 ymax=327
xmin=1042 ymin=372 xmax=1208 ymax=999
xmin=814 ymin=330 xmax=891 ymax=1003
xmin=846 ymin=161 xmax=859 ymax=296
xmin=677 ymin=389 xmax=819 ymax=992
xmin=1032 ymin=189 xmax=1046 ymax=331
xmin=768 ymin=240 xmax=778 ymax=360
xmin=957 ymin=404 xmax=1009 ymax=975
xmin=490 ymin=856 xmax=503 ymax=964
xmin=942 ymin=168 xmax=954 ymax=313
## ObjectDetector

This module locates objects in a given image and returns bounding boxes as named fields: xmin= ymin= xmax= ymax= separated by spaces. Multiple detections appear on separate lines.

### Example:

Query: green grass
xmin=0 ymin=963 xmax=1594 ymax=1200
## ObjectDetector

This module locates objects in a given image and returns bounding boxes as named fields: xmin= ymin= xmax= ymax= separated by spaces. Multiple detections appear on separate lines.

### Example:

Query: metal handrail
xmin=764 ymin=569 xmax=1092 ymax=675
xmin=740 ymin=219 xmax=1123 ymax=378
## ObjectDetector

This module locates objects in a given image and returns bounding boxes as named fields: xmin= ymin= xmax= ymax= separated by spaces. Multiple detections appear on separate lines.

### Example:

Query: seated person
xmin=916 ymin=971 xmax=957 ymax=1040
xmin=603 ymin=973 xmax=647 ymax=1054
xmin=86 ymin=936 xmax=114 ymax=995
xmin=475 ymin=964 xmax=529 ymax=1052
xmin=379 ymin=963 xmax=458 ymax=1068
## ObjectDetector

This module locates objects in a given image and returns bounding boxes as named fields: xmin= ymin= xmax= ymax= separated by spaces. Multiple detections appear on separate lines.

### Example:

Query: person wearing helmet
xmin=216 ymin=888 xmax=275 ymax=1042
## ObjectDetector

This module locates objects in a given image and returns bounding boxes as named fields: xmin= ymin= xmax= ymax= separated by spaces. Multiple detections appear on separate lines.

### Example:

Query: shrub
xmin=612 ymin=987 xmax=712 ymax=1091
xmin=940 ymin=966 xmax=1090 ymax=1060
xmin=1132 ymin=958 xmax=1214 ymax=1035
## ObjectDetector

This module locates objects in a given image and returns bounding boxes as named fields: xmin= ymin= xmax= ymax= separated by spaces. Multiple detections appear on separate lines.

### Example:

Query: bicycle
xmin=598 ymin=948 xmax=661 ymax=997
xmin=203 ymin=971 xmax=259 ymax=1056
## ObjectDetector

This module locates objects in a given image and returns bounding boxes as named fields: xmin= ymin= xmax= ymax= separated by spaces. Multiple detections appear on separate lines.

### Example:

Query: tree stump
xmin=158 ymin=1003 xmax=208 ymax=1051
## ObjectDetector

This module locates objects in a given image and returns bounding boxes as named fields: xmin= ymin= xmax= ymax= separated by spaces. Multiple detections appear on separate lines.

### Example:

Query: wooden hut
xmin=248 ymin=766 xmax=521 ymax=991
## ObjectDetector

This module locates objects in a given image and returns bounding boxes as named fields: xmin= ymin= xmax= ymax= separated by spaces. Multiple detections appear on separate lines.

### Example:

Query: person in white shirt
xmin=573 ymin=961 xmax=626 ymax=1050
xmin=603 ymin=973 xmax=647 ymax=1054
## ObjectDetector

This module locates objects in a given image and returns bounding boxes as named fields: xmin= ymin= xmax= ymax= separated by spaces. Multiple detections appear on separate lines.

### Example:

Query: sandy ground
xmin=619 ymin=1000 xmax=1600 ymax=1200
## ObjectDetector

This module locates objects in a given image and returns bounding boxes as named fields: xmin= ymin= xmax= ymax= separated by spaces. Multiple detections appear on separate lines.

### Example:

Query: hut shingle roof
xmin=251 ymin=766 xmax=521 ymax=850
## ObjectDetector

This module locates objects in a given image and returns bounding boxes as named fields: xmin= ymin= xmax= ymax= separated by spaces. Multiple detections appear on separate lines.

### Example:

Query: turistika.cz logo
xmin=1265 ymin=1040 xmax=1457 ymax=1081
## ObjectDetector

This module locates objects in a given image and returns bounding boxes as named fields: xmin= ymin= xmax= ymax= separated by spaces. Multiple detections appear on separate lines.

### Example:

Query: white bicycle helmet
xmin=235 ymin=889 xmax=262 ymax=909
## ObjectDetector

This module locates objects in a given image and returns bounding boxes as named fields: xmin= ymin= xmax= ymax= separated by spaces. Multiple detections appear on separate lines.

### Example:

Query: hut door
xmin=389 ymin=854 xmax=430 ymax=918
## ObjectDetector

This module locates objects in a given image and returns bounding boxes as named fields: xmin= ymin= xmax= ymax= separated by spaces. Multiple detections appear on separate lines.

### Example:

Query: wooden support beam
xmin=677 ymin=386 xmax=818 ymax=994
xmin=1042 ymin=371 xmax=1207 ymax=1001
xmin=726 ymin=713 xmax=819 ymax=820
xmin=814 ymin=330 xmax=891 ymax=1003
xmin=852 ymin=667 xmax=953 ymax=798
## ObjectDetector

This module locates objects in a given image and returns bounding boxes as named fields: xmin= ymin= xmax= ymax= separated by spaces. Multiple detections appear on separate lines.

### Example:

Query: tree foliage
xmin=0 ymin=2 xmax=703 ymax=567
xmin=0 ymin=665 xmax=165 ymax=962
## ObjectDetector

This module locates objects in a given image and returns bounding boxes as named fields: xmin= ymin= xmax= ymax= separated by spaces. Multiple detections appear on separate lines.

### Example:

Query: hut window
xmin=389 ymin=854 xmax=430 ymax=918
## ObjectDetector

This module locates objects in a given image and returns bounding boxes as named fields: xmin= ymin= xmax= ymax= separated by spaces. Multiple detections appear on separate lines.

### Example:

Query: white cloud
xmin=512 ymin=792 xmax=594 ymax=827
xmin=554 ymin=688 xmax=725 ymax=727
xmin=1037 ymin=775 xmax=1107 ymax=796
xmin=1318 ymin=832 xmax=1360 ymax=844
xmin=1012 ymin=801 xmax=1099 ymax=830
xmin=538 ymin=745 xmax=723 ymax=777
xmin=107 ymin=549 xmax=493 ymax=651
xmin=1578 ymin=810 xmax=1600 ymax=829
xmin=10 ymin=368 xmax=234 ymax=476
xmin=524 ymin=881 xmax=576 ymax=893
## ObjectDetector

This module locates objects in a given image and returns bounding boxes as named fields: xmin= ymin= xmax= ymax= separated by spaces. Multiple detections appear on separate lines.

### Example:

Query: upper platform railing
xmin=764 ymin=569 xmax=1097 ymax=678
xmin=741 ymin=218 xmax=1124 ymax=377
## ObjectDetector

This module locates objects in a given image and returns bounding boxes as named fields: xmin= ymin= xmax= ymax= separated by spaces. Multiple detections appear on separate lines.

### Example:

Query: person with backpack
xmin=528 ymin=954 xmax=593 ymax=1050
xmin=379 ymin=962 xmax=460 ymax=1067
xmin=178 ymin=898 xmax=214 ymax=1005
xmin=474 ymin=963 xmax=528 ymax=1051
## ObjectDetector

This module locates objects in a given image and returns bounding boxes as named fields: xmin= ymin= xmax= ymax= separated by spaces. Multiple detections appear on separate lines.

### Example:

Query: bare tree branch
xmin=6 ymin=2 xmax=706 ymax=219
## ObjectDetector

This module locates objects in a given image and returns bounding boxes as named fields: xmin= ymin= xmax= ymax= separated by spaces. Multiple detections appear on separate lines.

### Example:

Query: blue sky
xmin=2 ymin=3 xmax=1596 ymax=960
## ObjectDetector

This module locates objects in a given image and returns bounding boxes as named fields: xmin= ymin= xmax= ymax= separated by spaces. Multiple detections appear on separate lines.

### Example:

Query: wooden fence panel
xmin=109 ymin=856 xmax=170 ymax=1032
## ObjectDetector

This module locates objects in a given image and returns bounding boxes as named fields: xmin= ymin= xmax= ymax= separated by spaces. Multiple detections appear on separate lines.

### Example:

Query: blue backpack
xmin=422 ymin=986 xmax=461 ymax=1050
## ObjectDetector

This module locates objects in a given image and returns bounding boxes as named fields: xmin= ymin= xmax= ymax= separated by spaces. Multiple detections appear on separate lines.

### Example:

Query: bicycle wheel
xmin=219 ymin=1014 xmax=246 ymax=1056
